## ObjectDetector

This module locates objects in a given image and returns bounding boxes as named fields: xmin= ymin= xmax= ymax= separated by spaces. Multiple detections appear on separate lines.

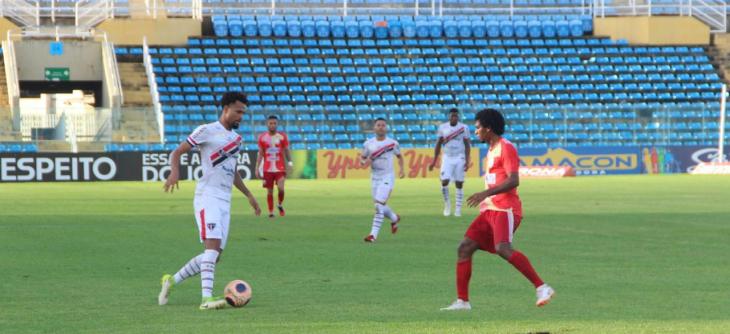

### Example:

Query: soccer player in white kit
xmin=428 ymin=108 xmax=472 ymax=217
xmin=361 ymin=118 xmax=405 ymax=243
xmin=158 ymin=92 xmax=261 ymax=310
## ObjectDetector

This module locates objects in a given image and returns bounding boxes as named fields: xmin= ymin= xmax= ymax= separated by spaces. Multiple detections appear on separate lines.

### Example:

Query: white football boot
xmin=440 ymin=299 xmax=471 ymax=311
xmin=536 ymin=284 xmax=555 ymax=307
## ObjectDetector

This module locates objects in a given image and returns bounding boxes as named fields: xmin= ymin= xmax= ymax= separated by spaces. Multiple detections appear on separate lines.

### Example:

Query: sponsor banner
xmin=141 ymin=151 xmax=258 ymax=182
xmin=316 ymin=148 xmax=480 ymax=179
xmin=0 ymin=150 xmax=258 ymax=182
xmin=481 ymin=146 xmax=643 ymax=176
xmin=643 ymin=146 xmax=728 ymax=174
xmin=690 ymin=162 xmax=730 ymax=175
xmin=519 ymin=166 xmax=576 ymax=178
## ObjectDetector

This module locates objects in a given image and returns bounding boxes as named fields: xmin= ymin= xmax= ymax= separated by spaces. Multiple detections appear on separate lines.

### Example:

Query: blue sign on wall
xmin=49 ymin=42 xmax=64 ymax=56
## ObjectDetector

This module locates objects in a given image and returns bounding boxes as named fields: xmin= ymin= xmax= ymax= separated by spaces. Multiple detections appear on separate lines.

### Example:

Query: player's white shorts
xmin=440 ymin=156 xmax=466 ymax=182
xmin=371 ymin=175 xmax=395 ymax=203
xmin=193 ymin=196 xmax=231 ymax=249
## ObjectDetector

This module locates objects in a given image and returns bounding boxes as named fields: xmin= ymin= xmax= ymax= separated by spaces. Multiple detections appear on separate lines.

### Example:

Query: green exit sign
xmin=45 ymin=67 xmax=69 ymax=81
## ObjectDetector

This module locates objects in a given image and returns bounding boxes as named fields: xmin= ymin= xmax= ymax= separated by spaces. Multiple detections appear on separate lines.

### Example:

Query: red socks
xmin=456 ymin=258 xmax=472 ymax=301
xmin=266 ymin=193 xmax=274 ymax=213
xmin=278 ymin=191 xmax=284 ymax=205
xmin=507 ymin=251 xmax=544 ymax=288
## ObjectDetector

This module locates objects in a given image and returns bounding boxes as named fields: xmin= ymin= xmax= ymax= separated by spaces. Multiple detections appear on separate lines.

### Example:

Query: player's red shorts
xmin=262 ymin=171 xmax=286 ymax=189
xmin=465 ymin=210 xmax=522 ymax=253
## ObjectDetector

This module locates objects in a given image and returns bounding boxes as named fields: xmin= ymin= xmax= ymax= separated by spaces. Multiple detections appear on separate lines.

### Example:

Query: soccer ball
xmin=224 ymin=280 xmax=252 ymax=307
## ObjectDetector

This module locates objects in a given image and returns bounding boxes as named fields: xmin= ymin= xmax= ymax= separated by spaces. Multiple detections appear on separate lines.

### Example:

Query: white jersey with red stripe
xmin=361 ymin=136 xmax=400 ymax=180
xmin=186 ymin=121 xmax=241 ymax=202
xmin=437 ymin=122 xmax=469 ymax=158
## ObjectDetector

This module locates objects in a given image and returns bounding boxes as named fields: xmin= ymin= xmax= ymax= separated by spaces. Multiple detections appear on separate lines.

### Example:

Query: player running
xmin=360 ymin=118 xmax=404 ymax=243
xmin=428 ymin=108 xmax=471 ymax=217
xmin=256 ymin=115 xmax=292 ymax=218
xmin=158 ymin=92 xmax=261 ymax=310
xmin=441 ymin=109 xmax=554 ymax=311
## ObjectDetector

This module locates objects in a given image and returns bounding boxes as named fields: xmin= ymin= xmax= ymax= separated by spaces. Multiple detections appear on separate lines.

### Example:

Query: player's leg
xmin=375 ymin=179 xmax=400 ymax=233
xmin=197 ymin=201 xmax=227 ymax=310
xmin=439 ymin=160 xmax=451 ymax=216
xmin=160 ymin=198 xmax=207 ymax=305
xmin=263 ymin=173 xmax=275 ymax=218
xmin=442 ymin=212 xmax=492 ymax=311
xmin=276 ymin=174 xmax=286 ymax=216
xmin=453 ymin=158 xmax=466 ymax=217
xmin=491 ymin=211 xmax=554 ymax=307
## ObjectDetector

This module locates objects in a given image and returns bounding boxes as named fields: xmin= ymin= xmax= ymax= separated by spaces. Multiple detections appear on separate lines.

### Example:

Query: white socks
xmin=200 ymin=249 xmax=219 ymax=298
xmin=455 ymin=188 xmax=464 ymax=213
xmin=441 ymin=186 xmax=450 ymax=206
xmin=371 ymin=204 xmax=384 ymax=238
xmin=381 ymin=204 xmax=398 ymax=222
xmin=173 ymin=253 xmax=204 ymax=284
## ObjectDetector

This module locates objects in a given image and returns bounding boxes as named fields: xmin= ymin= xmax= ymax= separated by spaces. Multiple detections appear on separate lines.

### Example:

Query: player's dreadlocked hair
xmin=220 ymin=91 xmax=248 ymax=107
xmin=475 ymin=109 xmax=505 ymax=136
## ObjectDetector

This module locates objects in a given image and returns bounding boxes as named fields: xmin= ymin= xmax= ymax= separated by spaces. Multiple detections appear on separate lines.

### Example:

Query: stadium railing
xmin=143 ymin=37 xmax=166 ymax=144
xmin=593 ymin=0 xmax=726 ymax=32
xmin=1 ymin=37 xmax=20 ymax=132
xmin=0 ymin=0 xmax=40 ymax=28
xmin=75 ymin=0 xmax=115 ymax=32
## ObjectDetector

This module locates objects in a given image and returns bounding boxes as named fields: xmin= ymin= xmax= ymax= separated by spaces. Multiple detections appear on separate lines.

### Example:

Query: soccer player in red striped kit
xmin=256 ymin=115 xmax=292 ymax=218
xmin=441 ymin=109 xmax=554 ymax=311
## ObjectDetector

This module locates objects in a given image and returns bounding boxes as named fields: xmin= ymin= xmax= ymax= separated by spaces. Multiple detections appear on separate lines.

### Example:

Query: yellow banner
xmin=317 ymin=148 xmax=480 ymax=179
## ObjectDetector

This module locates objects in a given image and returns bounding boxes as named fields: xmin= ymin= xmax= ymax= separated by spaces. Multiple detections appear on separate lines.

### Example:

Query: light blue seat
xmin=499 ymin=20 xmax=513 ymax=37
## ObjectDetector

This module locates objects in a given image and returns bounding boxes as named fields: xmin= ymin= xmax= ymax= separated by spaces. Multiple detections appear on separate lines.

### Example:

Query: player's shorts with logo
xmin=193 ymin=196 xmax=231 ymax=249
xmin=262 ymin=171 xmax=286 ymax=188
xmin=465 ymin=209 xmax=522 ymax=253
xmin=371 ymin=174 xmax=395 ymax=203
xmin=440 ymin=156 xmax=466 ymax=182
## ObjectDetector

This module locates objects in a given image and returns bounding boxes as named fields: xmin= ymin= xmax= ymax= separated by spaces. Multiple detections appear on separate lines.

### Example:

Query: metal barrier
xmin=594 ymin=0 xmax=726 ymax=32
xmin=143 ymin=37 xmax=165 ymax=144
xmin=1 ymin=36 xmax=20 ymax=131
xmin=100 ymin=33 xmax=124 ymax=109
xmin=75 ymin=0 xmax=113 ymax=32
xmin=1 ymin=0 xmax=40 ymax=28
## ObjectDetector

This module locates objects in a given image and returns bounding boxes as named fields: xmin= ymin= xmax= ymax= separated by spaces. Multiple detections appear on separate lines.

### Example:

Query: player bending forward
xmin=256 ymin=115 xmax=292 ymax=218
xmin=441 ymin=109 xmax=554 ymax=311
xmin=428 ymin=108 xmax=471 ymax=217
xmin=158 ymin=92 xmax=261 ymax=310
xmin=361 ymin=118 xmax=404 ymax=243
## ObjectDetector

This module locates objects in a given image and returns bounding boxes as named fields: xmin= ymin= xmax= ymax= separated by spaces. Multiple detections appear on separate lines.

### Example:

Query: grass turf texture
xmin=1 ymin=175 xmax=728 ymax=333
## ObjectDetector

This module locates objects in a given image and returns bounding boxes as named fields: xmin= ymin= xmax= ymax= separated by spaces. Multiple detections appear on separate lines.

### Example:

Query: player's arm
xmin=428 ymin=137 xmax=444 ymax=171
xmin=255 ymin=145 xmax=264 ymax=179
xmin=359 ymin=145 xmax=370 ymax=166
xmin=466 ymin=173 xmax=519 ymax=207
xmin=283 ymin=137 xmax=293 ymax=171
xmin=234 ymin=170 xmax=262 ymax=216
xmin=463 ymin=136 xmax=471 ymax=171
xmin=164 ymin=141 xmax=193 ymax=193
xmin=396 ymin=153 xmax=405 ymax=179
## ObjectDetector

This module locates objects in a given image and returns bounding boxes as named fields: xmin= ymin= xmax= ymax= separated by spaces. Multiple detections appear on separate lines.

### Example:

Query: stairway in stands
xmin=114 ymin=59 xmax=161 ymax=144
xmin=0 ymin=59 xmax=21 ymax=142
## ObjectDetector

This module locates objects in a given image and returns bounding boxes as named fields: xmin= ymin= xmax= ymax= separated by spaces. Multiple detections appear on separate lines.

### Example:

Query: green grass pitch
xmin=2 ymin=175 xmax=729 ymax=333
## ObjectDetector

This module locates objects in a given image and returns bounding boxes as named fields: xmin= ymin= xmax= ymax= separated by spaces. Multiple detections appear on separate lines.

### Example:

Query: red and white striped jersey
xmin=186 ymin=121 xmax=241 ymax=201
xmin=361 ymin=137 xmax=400 ymax=179
xmin=437 ymin=122 xmax=469 ymax=158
